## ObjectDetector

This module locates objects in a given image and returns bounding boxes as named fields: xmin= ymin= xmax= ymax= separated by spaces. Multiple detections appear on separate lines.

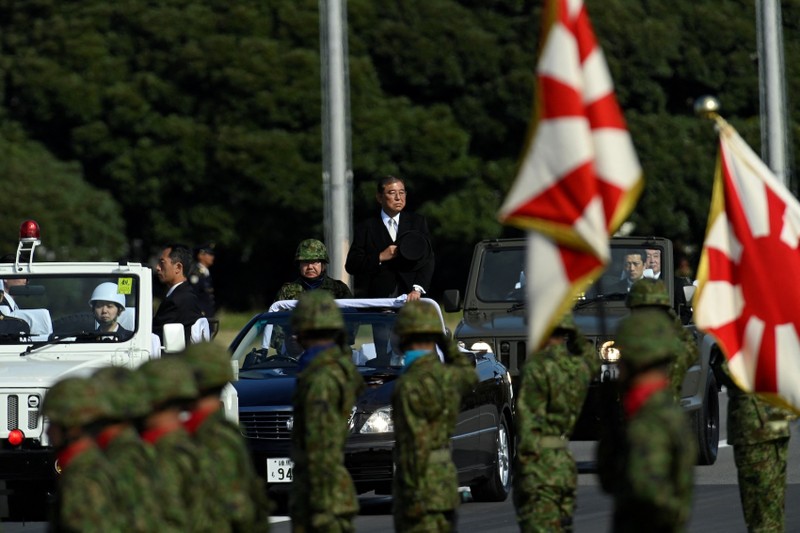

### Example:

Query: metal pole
xmin=320 ymin=0 xmax=353 ymax=283
xmin=756 ymin=0 xmax=791 ymax=186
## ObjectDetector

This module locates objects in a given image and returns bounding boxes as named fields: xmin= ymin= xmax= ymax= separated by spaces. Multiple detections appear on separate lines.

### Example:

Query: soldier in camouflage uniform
xmin=92 ymin=366 xmax=164 ymax=532
xmin=723 ymin=363 xmax=794 ymax=532
xmin=513 ymin=313 xmax=598 ymax=532
xmin=391 ymin=300 xmax=477 ymax=532
xmin=597 ymin=309 xmax=696 ymax=532
xmin=275 ymin=239 xmax=353 ymax=302
xmin=43 ymin=376 xmax=123 ymax=532
xmin=627 ymin=278 xmax=698 ymax=399
xmin=289 ymin=291 xmax=365 ymax=532
xmin=138 ymin=357 xmax=216 ymax=532
xmin=183 ymin=341 xmax=273 ymax=532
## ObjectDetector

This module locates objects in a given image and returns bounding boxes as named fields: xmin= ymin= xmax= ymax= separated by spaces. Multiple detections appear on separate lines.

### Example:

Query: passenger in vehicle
xmin=153 ymin=243 xmax=205 ymax=344
xmin=646 ymin=248 xmax=662 ymax=279
xmin=610 ymin=250 xmax=647 ymax=293
xmin=275 ymin=239 xmax=352 ymax=302
xmin=90 ymin=282 xmax=133 ymax=341
xmin=0 ymin=281 xmax=31 ymax=336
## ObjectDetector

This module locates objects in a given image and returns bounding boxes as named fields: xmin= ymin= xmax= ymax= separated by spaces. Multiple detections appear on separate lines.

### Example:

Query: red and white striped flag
xmin=499 ymin=0 xmax=642 ymax=349
xmin=695 ymin=122 xmax=800 ymax=411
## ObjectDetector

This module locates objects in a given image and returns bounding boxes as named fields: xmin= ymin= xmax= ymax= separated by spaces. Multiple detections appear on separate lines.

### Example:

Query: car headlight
xmin=359 ymin=406 xmax=393 ymax=434
xmin=599 ymin=340 xmax=621 ymax=362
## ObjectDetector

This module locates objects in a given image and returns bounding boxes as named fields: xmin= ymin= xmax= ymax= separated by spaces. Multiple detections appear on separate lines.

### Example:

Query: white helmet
xmin=89 ymin=282 xmax=126 ymax=310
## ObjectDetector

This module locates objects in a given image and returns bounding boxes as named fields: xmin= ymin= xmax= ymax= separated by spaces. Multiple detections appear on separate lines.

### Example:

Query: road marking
xmin=718 ymin=439 xmax=730 ymax=448
xmin=270 ymin=517 xmax=290 ymax=523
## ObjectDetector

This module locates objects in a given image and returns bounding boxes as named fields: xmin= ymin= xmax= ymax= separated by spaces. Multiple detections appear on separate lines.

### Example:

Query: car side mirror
xmin=162 ymin=323 xmax=186 ymax=354
xmin=442 ymin=289 xmax=461 ymax=313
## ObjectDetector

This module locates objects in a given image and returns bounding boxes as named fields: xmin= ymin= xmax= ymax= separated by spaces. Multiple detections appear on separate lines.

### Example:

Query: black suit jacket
xmin=345 ymin=211 xmax=435 ymax=298
xmin=153 ymin=282 xmax=204 ymax=342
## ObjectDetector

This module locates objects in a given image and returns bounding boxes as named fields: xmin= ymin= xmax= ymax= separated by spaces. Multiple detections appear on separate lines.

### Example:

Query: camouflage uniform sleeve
xmin=571 ymin=330 xmax=600 ymax=375
xmin=58 ymin=468 xmax=122 ymax=533
xmin=275 ymin=282 xmax=301 ymax=302
xmin=515 ymin=356 xmax=549 ymax=459
xmin=304 ymin=371 xmax=349 ymax=513
xmin=441 ymin=340 xmax=478 ymax=395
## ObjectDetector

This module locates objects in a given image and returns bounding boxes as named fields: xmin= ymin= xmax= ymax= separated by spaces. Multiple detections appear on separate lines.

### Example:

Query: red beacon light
xmin=8 ymin=428 xmax=24 ymax=447
xmin=19 ymin=220 xmax=40 ymax=244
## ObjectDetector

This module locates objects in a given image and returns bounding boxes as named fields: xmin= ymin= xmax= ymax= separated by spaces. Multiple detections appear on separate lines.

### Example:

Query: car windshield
xmin=475 ymin=243 xmax=667 ymax=303
xmin=0 ymin=274 xmax=140 ymax=344
xmin=231 ymin=309 xmax=406 ymax=371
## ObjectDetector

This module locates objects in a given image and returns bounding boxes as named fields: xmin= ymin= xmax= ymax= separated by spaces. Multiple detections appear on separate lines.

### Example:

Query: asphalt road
xmin=5 ymin=389 xmax=799 ymax=532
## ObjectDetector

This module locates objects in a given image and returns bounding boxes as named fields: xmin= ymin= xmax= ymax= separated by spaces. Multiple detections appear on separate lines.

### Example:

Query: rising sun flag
xmin=695 ymin=119 xmax=800 ymax=412
xmin=499 ymin=0 xmax=643 ymax=348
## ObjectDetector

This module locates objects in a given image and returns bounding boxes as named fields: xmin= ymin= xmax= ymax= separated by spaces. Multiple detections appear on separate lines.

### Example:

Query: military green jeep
xmin=443 ymin=236 xmax=723 ymax=465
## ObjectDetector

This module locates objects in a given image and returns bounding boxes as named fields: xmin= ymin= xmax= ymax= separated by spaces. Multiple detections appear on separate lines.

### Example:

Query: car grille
xmin=239 ymin=411 xmax=293 ymax=441
xmin=5 ymin=393 xmax=40 ymax=431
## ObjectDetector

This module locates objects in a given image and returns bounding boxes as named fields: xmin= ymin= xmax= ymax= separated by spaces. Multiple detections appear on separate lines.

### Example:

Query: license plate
xmin=267 ymin=458 xmax=294 ymax=483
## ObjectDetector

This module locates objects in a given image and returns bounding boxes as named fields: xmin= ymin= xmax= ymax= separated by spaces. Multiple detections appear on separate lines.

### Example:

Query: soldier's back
xmin=614 ymin=389 xmax=695 ymax=532
xmin=104 ymin=427 xmax=163 ymax=532
xmin=51 ymin=445 xmax=123 ymax=533
xmin=195 ymin=410 xmax=272 ymax=532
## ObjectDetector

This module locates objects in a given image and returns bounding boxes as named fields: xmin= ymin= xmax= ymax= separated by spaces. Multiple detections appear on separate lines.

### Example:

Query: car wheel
xmin=695 ymin=370 xmax=720 ymax=465
xmin=470 ymin=415 xmax=512 ymax=502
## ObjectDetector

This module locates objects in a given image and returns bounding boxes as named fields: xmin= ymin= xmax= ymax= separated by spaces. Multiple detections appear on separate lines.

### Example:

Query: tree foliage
xmin=0 ymin=0 xmax=797 ymax=307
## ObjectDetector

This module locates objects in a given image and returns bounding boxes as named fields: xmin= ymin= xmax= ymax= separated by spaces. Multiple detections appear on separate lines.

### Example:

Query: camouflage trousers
xmin=394 ymin=510 xmax=456 ymax=532
xmin=291 ymin=512 xmax=356 ymax=533
xmin=733 ymin=437 xmax=789 ymax=533
xmin=513 ymin=449 xmax=577 ymax=532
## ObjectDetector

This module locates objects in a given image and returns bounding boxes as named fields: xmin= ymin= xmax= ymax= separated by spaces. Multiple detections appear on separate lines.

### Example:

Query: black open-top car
xmin=229 ymin=297 xmax=515 ymax=502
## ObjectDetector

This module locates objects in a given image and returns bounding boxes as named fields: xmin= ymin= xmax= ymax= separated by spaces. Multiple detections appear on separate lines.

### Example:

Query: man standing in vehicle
xmin=597 ymin=310 xmax=695 ymax=531
xmin=275 ymin=239 xmax=352 ymax=302
xmin=153 ymin=243 xmax=204 ymax=343
xmin=513 ymin=313 xmax=597 ymax=532
xmin=611 ymin=250 xmax=647 ymax=293
xmin=391 ymin=300 xmax=477 ymax=532
xmin=345 ymin=175 xmax=434 ymax=300
xmin=290 ymin=291 xmax=365 ymax=532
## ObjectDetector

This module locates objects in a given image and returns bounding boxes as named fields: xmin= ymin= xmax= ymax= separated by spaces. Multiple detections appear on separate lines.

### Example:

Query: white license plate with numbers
xmin=267 ymin=458 xmax=294 ymax=483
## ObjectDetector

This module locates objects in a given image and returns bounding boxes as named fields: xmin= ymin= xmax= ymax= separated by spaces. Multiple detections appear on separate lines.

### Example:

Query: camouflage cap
xmin=552 ymin=312 xmax=577 ymax=335
xmin=295 ymin=239 xmax=329 ymax=263
xmin=138 ymin=357 xmax=198 ymax=410
xmin=92 ymin=366 xmax=151 ymax=420
xmin=43 ymin=376 xmax=110 ymax=428
xmin=627 ymin=278 xmax=671 ymax=309
xmin=182 ymin=341 xmax=233 ymax=391
xmin=616 ymin=309 xmax=681 ymax=372
xmin=394 ymin=300 xmax=443 ymax=338
xmin=290 ymin=290 xmax=345 ymax=333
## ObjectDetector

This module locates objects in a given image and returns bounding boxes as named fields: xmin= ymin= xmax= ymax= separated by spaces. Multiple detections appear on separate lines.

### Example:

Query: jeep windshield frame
xmin=471 ymin=237 xmax=675 ymax=310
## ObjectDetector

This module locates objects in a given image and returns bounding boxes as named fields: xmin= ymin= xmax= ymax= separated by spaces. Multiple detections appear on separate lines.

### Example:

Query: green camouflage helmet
xmin=616 ymin=309 xmax=681 ymax=372
xmin=627 ymin=278 xmax=671 ymax=309
xmin=394 ymin=300 xmax=443 ymax=338
xmin=43 ymin=376 xmax=110 ymax=428
xmin=295 ymin=239 xmax=329 ymax=263
xmin=290 ymin=290 xmax=345 ymax=333
xmin=183 ymin=341 xmax=233 ymax=391
xmin=552 ymin=312 xmax=577 ymax=335
xmin=92 ymin=366 xmax=151 ymax=420
xmin=138 ymin=357 xmax=198 ymax=410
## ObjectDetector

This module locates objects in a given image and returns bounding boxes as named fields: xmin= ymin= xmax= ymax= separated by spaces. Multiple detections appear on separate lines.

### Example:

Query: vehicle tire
xmin=695 ymin=370 xmax=720 ymax=465
xmin=470 ymin=415 xmax=512 ymax=502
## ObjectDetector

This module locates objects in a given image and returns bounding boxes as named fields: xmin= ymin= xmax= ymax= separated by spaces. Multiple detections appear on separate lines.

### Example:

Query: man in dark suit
xmin=346 ymin=176 xmax=435 ymax=300
xmin=153 ymin=243 xmax=204 ymax=343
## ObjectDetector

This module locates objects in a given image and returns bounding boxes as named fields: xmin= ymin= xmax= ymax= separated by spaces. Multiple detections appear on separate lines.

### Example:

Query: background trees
xmin=0 ymin=0 xmax=794 ymax=308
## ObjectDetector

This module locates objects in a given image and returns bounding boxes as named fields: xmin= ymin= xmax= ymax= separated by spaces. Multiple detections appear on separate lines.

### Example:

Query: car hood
xmin=233 ymin=366 xmax=402 ymax=411
xmin=0 ymin=358 xmax=105 ymax=387
xmin=234 ymin=373 xmax=297 ymax=408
